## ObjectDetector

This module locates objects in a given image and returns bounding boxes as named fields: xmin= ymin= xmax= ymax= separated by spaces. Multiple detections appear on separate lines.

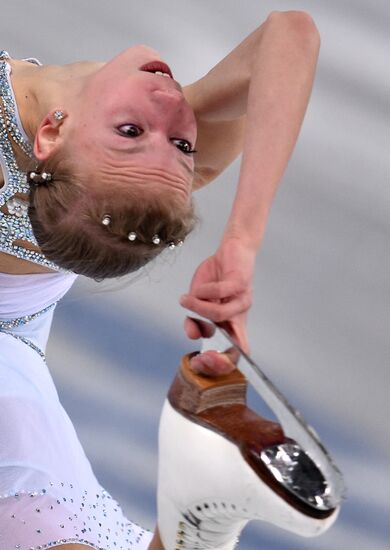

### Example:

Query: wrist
xmin=219 ymin=234 xmax=259 ymax=257
xmin=222 ymin=212 xmax=269 ymax=253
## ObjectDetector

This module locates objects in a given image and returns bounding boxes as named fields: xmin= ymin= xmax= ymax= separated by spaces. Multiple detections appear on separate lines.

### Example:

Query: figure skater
xmin=0 ymin=10 xmax=330 ymax=550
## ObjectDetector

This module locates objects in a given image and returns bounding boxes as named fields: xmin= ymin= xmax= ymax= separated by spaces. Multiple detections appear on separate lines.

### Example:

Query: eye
xmin=171 ymin=138 xmax=197 ymax=155
xmin=117 ymin=124 xmax=143 ymax=137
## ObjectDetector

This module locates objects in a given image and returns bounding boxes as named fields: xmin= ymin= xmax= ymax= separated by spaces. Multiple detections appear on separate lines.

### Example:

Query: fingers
xmin=184 ymin=317 xmax=215 ymax=340
xmin=184 ymin=316 xmax=248 ymax=354
xmin=190 ymin=350 xmax=237 ymax=376
xmin=180 ymin=292 xmax=252 ymax=324
xmin=184 ymin=280 xmax=248 ymax=301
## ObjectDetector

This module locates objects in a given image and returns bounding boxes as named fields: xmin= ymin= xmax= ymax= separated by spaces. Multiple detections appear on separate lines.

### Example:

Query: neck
xmin=10 ymin=59 xmax=103 ymax=144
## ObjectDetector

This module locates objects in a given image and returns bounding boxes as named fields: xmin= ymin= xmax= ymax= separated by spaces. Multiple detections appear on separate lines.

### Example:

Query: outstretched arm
xmin=181 ymin=11 xmax=320 ymax=365
xmin=184 ymin=11 xmax=320 ymax=193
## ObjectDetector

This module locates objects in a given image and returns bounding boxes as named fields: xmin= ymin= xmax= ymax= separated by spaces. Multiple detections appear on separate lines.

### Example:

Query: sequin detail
xmin=0 ymin=51 xmax=33 ymax=157
xmin=0 ymin=302 xmax=56 ymax=330
xmin=3 ymin=481 xmax=150 ymax=549
xmin=0 ymin=302 xmax=57 ymax=360
xmin=0 ymin=332 xmax=46 ymax=360
xmin=25 ymin=538 xmax=104 ymax=549
xmin=0 ymin=51 xmax=63 ymax=271
xmin=6 ymin=196 xmax=29 ymax=217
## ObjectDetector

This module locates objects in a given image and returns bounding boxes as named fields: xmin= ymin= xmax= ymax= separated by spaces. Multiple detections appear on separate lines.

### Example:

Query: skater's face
xmin=67 ymin=46 xmax=197 ymax=202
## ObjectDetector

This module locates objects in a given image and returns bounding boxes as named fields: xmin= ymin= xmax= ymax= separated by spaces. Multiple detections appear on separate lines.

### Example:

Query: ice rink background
xmin=2 ymin=1 xmax=389 ymax=548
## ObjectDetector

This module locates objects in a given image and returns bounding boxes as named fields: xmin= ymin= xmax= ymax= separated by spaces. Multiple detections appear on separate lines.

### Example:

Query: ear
xmin=34 ymin=110 xmax=68 ymax=161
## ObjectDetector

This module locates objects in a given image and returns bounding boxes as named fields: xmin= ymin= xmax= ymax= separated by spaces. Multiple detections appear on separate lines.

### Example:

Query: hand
xmin=184 ymin=317 xmax=244 ymax=376
xmin=180 ymin=238 xmax=255 ymax=375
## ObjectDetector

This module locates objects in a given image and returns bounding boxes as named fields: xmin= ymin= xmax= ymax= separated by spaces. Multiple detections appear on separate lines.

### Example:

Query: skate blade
xmin=188 ymin=315 xmax=346 ymax=511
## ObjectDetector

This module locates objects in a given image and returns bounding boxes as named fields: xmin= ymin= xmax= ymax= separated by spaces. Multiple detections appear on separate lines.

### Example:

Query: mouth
xmin=139 ymin=60 xmax=174 ymax=79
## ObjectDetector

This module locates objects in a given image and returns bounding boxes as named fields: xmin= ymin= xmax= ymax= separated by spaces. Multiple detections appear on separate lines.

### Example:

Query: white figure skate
xmin=157 ymin=322 xmax=345 ymax=549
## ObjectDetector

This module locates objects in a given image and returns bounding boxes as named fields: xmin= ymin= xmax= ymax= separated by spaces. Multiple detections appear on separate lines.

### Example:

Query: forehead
xmin=68 ymin=117 xmax=195 ymax=176
xmin=73 ymin=145 xmax=194 ymax=203
xmin=105 ymin=140 xmax=195 ymax=177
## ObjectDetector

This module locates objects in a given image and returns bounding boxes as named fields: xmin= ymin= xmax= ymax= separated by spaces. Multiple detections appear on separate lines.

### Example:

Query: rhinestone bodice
xmin=0 ymin=50 xmax=62 ymax=272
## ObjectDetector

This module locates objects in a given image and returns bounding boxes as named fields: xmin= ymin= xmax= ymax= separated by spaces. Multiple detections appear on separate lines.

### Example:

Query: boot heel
xmin=157 ymin=353 xmax=339 ymax=549
xmin=168 ymin=352 xmax=248 ymax=413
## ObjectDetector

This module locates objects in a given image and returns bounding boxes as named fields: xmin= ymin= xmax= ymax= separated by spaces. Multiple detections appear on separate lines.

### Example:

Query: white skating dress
xmin=0 ymin=51 xmax=153 ymax=550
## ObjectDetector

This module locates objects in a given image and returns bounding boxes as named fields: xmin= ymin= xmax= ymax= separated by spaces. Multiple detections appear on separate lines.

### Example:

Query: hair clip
xmin=167 ymin=239 xmax=184 ymax=249
xmin=27 ymin=171 xmax=53 ymax=186
xmin=101 ymin=221 xmax=184 ymax=250
xmin=41 ymin=172 xmax=52 ymax=182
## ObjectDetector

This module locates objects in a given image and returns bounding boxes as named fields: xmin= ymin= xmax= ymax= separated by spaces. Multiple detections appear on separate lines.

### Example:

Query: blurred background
xmin=3 ymin=0 xmax=389 ymax=548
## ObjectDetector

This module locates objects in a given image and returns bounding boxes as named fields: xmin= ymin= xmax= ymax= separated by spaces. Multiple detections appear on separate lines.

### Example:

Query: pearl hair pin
xmin=27 ymin=171 xmax=53 ymax=185
xmin=101 ymin=216 xmax=184 ymax=248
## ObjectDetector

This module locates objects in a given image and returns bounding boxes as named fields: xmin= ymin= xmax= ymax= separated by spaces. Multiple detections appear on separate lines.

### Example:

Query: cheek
xmin=68 ymin=124 xmax=103 ymax=164
xmin=89 ymin=87 xmax=149 ymax=125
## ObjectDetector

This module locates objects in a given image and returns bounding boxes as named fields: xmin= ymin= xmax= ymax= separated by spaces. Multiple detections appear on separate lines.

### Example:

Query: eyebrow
xmin=112 ymin=142 xmax=194 ymax=177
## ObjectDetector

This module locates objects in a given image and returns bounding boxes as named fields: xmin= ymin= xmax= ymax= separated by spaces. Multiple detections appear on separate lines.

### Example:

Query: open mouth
xmin=139 ymin=60 xmax=173 ymax=79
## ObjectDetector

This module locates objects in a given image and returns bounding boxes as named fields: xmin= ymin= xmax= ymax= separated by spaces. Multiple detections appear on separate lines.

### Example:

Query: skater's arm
xmin=181 ymin=11 xmax=320 ymax=355
xmin=183 ymin=20 xmax=257 ymax=190
xmin=184 ymin=11 xmax=319 ymax=193
xmin=222 ymin=10 xmax=320 ymax=250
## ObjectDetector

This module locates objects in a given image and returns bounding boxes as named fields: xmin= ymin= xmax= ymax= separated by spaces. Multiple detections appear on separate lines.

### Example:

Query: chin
xmin=121 ymin=44 xmax=162 ymax=66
